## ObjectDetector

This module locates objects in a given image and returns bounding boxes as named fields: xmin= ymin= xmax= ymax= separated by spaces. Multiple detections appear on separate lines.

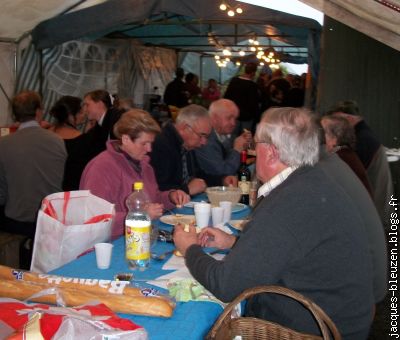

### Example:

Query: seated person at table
xmin=327 ymin=100 xmax=393 ymax=225
xmin=48 ymin=96 xmax=88 ymax=191
xmin=318 ymin=149 xmax=387 ymax=304
xmin=58 ymin=90 xmax=124 ymax=191
xmin=320 ymin=115 xmax=372 ymax=196
xmin=0 ymin=91 xmax=66 ymax=239
xmin=49 ymin=96 xmax=84 ymax=139
xmin=150 ymin=104 xmax=236 ymax=195
xmin=174 ymin=107 xmax=374 ymax=339
xmin=80 ymin=109 xmax=189 ymax=239
xmin=195 ymin=99 xmax=252 ymax=176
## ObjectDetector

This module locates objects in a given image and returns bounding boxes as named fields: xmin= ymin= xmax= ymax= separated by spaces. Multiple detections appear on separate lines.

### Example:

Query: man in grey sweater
xmin=174 ymin=107 xmax=374 ymax=339
xmin=0 ymin=91 xmax=66 ymax=239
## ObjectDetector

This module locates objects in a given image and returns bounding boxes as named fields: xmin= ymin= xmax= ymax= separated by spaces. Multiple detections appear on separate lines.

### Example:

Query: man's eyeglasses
xmin=186 ymin=124 xmax=210 ymax=140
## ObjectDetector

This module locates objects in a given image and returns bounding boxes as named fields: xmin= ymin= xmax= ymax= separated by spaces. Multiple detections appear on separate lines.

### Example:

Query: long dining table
xmin=51 ymin=198 xmax=251 ymax=340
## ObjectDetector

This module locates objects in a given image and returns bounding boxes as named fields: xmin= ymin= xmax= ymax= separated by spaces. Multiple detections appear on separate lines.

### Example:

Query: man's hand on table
xmin=188 ymin=178 xmax=207 ymax=195
xmin=146 ymin=203 xmax=164 ymax=220
xmin=173 ymin=223 xmax=198 ymax=256
xmin=169 ymin=189 xmax=190 ymax=207
xmin=198 ymin=227 xmax=237 ymax=249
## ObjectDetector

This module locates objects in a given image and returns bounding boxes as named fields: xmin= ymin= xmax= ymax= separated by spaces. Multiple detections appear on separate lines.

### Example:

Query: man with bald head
xmin=150 ymin=104 xmax=236 ymax=196
xmin=195 ymin=99 xmax=252 ymax=176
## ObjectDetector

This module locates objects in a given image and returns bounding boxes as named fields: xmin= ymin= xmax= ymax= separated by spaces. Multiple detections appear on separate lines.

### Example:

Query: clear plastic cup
xmin=194 ymin=202 xmax=211 ymax=228
xmin=94 ymin=243 xmax=113 ymax=269
xmin=219 ymin=201 xmax=232 ymax=224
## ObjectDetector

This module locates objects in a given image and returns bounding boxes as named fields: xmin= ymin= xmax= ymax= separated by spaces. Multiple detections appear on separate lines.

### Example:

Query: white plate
xmin=228 ymin=219 xmax=248 ymax=231
xmin=183 ymin=201 xmax=196 ymax=208
xmin=232 ymin=203 xmax=247 ymax=213
xmin=160 ymin=214 xmax=195 ymax=226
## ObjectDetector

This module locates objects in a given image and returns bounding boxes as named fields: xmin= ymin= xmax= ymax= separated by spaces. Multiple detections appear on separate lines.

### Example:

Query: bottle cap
xmin=134 ymin=182 xmax=143 ymax=190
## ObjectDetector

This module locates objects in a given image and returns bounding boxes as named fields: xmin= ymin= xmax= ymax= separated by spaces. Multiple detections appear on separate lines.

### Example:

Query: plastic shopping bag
xmin=0 ymin=298 xmax=148 ymax=340
xmin=31 ymin=191 xmax=115 ymax=273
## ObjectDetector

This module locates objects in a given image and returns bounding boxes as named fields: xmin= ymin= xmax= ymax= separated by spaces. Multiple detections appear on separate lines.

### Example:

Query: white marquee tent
xmin=0 ymin=0 xmax=398 ymax=125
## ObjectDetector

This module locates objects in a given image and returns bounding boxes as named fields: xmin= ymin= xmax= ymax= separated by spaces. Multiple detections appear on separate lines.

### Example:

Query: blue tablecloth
xmin=51 ymin=201 xmax=250 ymax=339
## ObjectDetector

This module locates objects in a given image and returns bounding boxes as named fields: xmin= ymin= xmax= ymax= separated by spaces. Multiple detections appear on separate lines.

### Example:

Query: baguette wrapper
xmin=0 ymin=265 xmax=174 ymax=317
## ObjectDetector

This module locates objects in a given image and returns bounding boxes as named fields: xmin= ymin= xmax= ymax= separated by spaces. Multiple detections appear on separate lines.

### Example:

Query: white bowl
xmin=206 ymin=186 xmax=241 ymax=206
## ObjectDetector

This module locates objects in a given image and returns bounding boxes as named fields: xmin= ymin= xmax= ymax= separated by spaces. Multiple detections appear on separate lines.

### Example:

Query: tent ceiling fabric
xmin=0 ymin=0 xmax=106 ymax=41
xmin=298 ymin=0 xmax=400 ymax=51
xmin=30 ymin=0 xmax=321 ymax=64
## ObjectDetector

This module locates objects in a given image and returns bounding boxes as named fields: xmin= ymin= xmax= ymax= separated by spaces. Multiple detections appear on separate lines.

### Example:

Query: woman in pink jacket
xmin=80 ymin=109 xmax=189 ymax=239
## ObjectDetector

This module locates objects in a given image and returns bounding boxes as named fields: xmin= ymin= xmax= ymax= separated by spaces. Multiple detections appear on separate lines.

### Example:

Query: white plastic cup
xmin=94 ymin=243 xmax=113 ymax=269
xmin=211 ymin=206 xmax=225 ymax=226
xmin=219 ymin=201 xmax=232 ymax=223
xmin=194 ymin=202 xmax=211 ymax=228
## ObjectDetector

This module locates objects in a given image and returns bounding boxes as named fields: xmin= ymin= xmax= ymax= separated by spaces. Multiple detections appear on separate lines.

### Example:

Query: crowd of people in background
xmin=0 ymin=62 xmax=392 ymax=339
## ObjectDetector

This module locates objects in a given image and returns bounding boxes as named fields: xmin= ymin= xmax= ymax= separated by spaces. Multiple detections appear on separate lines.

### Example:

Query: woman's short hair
xmin=113 ymin=109 xmax=160 ymax=140
xmin=11 ymin=91 xmax=42 ymax=122
xmin=321 ymin=115 xmax=356 ymax=149
xmin=50 ymin=96 xmax=82 ymax=125
xmin=256 ymin=107 xmax=320 ymax=166
xmin=84 ymin=89 xmax=112 ymax=109
xmin=176 ymin=104 xmax=209 ymax=125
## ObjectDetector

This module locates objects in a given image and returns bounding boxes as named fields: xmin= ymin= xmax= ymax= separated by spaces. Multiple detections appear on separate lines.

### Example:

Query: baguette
xmin=0 ymin=278 xmax=174 ymax=317
xmin=0 ymin=265 xmax=175 ymax=317
xmin=0 ymin=265 xmax=141 ymax=297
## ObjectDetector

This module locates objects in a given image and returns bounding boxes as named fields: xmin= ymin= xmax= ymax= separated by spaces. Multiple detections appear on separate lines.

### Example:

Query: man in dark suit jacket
xmin=195 ymin=99 xmax=252 ymax=176
xmin=63 ymin=90 xmax=123 ymax=190
xmin=150 ymin=104 xmax=236 ymax=195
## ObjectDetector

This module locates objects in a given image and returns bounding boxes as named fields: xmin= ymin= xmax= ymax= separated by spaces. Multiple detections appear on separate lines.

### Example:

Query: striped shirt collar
xmin=257 ymin=166 xmax=298 ymax=198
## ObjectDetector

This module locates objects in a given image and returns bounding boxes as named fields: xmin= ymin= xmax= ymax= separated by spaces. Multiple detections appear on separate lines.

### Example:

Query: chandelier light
xmin=219 ymin=2 xmax=243 ymax=17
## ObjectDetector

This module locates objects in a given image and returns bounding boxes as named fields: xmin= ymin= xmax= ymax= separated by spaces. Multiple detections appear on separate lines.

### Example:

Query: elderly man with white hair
xmin=150 ymin=104 xmax=236 ymax=195
xmin=195 ymin=99 xmax=252 ymax=176
xmin=174 ymin=107 xmax=374 ymax=339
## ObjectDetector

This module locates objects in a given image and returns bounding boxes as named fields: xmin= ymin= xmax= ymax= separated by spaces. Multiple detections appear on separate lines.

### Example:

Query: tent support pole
xmin=200 ymin=54 xmax=203 ymax=88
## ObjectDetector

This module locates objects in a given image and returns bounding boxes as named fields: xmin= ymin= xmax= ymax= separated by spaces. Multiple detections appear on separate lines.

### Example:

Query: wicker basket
xmin=206 ymin=285 xmax=341 ymax=340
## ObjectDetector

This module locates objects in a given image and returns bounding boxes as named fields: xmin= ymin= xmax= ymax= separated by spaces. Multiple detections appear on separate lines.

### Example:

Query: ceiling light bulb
xmin=249 ymin=38 xmax=254 ymax=44
xmin=276 ymin=59 xmax=280 ymax=63
xmin=215 ymin=55 xmax=220 ymax=60
xmin=225 ymin=57 xmax=230 ymax=62
xmin=236 ymin=61 xmax=241 ymax=66
xmin=260 ymin=62 xmax=264 ymax=66
xmin=271 ymin=58 xmax=275 ymax=63
xmin=266 ymin=57 xmax=270 ymax=63
xmin=250 ymin=46 xmax=256 ymax=52
xmin=239 ymin=50 xmax=245 ymax=56
xmin=254 ymin=40 xmax=259 ymax=45
xmin=236 ymin=7 xmax=243 ymax=14
xmin=219 ymin=3 xmax=227 ymax=11
xmin=227 ymin=10 xmax=235 ymax=16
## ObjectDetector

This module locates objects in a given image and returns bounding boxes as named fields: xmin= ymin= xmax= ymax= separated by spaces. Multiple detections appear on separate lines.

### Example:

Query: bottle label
xmin=125 ymin=222 xmax=151 ymax=261
xmin=238 ymin=180 xmax=250 ymax=194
